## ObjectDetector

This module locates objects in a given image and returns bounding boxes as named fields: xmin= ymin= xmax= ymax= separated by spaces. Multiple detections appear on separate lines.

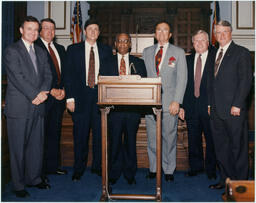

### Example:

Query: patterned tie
xmin=194 ymin=54 xmax=202 ymax=98
xmin=214 ymin=48 xmax=223 ymax=77
xmin=120 ymin=55 xmax=126 ymax=75
xmin=88 ymin=46 xmax=95 ymax=88
xmin=29 ymin=45 xmax=38 ymax=75
xmin=155 ymin=46 xmax=163 ymax=76
xmin=48 ymin=43 xmax=61 ymax=84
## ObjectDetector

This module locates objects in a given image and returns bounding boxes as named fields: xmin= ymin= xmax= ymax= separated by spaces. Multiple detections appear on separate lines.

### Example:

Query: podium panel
xmin=98 ymin=75 xmax=162 ymax=201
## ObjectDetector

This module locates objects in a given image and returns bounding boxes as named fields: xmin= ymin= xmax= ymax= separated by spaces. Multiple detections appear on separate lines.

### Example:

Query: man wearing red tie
xmin=35 ymin=18 xmax=67 ymax=180
xmin=208 ymin=20 xmax=252 ymax=189
xmin=64 ymin=19 xmax=113 ymax=181
xmin=101 ymin=33 xmax=147 ymax=185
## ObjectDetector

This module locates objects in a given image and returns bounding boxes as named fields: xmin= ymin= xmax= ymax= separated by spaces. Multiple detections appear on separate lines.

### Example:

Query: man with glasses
xmin=35 ymin=18 xmax=67 ymax=181
xmin=101 ymin=33 xmax=147 ymax=185
xmin=143 ymin=21 xmax=187 ymax=182
xmin=208 ymin=20 xmax=252 ymax=190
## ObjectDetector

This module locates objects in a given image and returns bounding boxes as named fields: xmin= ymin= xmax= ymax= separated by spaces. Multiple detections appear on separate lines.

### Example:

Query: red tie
xmin=48 ymin=43 xmax=61 ymax=84
xmin=194 ymin=54 xmax=202 ymax=98
xmin=88 ymin=46 xmax=95 ymax=88
xmin=120 ymin=55 xmax=126 ymax=75
xmin=155 ymin=46 xmax=163 ymax=76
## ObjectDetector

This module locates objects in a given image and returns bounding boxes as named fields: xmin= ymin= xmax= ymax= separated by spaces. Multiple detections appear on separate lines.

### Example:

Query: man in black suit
xmin=3 ymin=16 xmax=52 ymax=198
xmin=64 ymin=19 xmax=113 ymax=181
xmin=102 ymin=33 xmax=147 ymax=185
xmin=35 ymin=18 xmax=67 ymax=180
xmin=208 ymin=20 xmax=252 ymax=189
xmin=179 ymin=30 xmax=216 ymax=179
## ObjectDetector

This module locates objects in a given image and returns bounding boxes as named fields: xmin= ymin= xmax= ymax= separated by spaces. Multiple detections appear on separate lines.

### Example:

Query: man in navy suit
xmin=35 ymin=18 xmax=67 ymax=180
xmin=208 ymin=20 xmax=252 ymax=189
xmin=179 ymin=30 xmax=216 ymax=179
xmin=64 ymin=19 xmax=113 ymax=181
xmin=102 ymin=33 xmax=147 ymax=185
xmin=3 ymin=16 xmax=52 ymax=198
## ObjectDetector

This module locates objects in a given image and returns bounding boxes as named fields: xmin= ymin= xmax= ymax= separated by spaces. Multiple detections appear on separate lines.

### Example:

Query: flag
xmin=70 ymin=1 xmax=83 ymax=44
xmin=211 ymin=1 xmax=220 ymax=46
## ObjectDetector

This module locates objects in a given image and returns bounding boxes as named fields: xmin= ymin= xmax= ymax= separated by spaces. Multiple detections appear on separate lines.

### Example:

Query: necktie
xmin=29 ymin=45 xmax=38 ymax=75
xmin=194 ymin=54 xmax=202 ymax=98
xmin=48 ymin=43 xmax=61 ymax=84
xmin=88 ymin=46 xmax=95 ymax=88
xmin=214 ymin=48 xmax=223 ymax=77
xmin=155 ymin=46 xmax=163 ymax=76
xmin=120 ymin=55 xmax=126 ymax=75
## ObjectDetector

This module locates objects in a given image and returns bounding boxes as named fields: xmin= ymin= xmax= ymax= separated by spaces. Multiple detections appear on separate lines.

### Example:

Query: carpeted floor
xmin=1 ymin=167 xmax=224 ymax=202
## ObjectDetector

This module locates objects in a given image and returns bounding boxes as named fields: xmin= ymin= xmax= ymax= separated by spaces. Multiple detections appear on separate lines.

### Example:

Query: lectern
xmin=97 ymin=75 xmax=162 ymax=201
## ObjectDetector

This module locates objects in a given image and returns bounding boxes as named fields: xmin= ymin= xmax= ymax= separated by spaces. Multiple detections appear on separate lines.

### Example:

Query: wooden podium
xmin=97 ymin=75 xmax=162 ymax=201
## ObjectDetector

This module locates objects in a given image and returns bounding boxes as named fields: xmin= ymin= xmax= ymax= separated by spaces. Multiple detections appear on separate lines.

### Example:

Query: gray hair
xmin=214 ymin=20 xmax=233 ymax=33
xmin=192 ymin=30 xmax=209 ymax=42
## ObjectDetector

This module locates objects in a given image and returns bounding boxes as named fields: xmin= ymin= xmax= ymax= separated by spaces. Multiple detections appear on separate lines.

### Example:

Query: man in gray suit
xmin=142 ymin=21 xmax=187 ymax=182
xmin=3 ymin=16 xmax=52 ymax=198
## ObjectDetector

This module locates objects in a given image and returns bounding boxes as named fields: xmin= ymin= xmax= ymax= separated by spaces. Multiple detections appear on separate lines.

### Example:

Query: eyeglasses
xmin=116 ymin=39 xmax=130 ymax=44
xmin=215 ymin=30 xmax=231 ymax=35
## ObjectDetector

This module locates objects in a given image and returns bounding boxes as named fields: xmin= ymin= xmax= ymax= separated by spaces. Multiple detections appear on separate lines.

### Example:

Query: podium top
xmin=98 ymin=75 xmax=162 ymax=106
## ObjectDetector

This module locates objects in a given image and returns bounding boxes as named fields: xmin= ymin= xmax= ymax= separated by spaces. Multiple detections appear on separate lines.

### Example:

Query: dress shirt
xmin=21 ymin=38 xmax=35 ymax=53
xmin=194 ymin=50 xmax=208 ymax=77
xmin=85 ymin=40 xmax=99 ymax=86
xmin=215 ymin=40 xmax=232 ymax=66
xmin=117 ymin=53 xmax=129 ymax=75
xmin=41 ymin=38 xmax=61 ymax=72
xmin=155 ymin=42 xmax=169 ymax=71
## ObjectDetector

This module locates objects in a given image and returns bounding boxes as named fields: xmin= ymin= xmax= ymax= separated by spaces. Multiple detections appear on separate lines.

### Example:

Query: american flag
xmin=70 ymin=1 xmax=83 ymax=44
xmin=211 ymin=1 xmax=220 ymax=46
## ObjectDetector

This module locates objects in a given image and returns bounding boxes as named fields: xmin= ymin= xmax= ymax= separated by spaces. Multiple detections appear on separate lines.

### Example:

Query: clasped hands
xmin=32 ymin=91 xmax=49 ymax=105
xmin=50 ymin=88 xmax=65 ymax=100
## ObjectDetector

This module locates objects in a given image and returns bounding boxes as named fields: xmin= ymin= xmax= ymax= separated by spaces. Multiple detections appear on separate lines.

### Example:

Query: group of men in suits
xmin=3 ymin=15 xmax=252 ymax=199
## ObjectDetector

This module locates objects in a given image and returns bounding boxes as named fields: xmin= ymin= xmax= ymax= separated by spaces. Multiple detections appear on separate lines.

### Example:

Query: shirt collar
xmin=219 ymin=40 xmax=232 ymax=52
xmin=21 ymin=38 xmax=34 ymax=51
xmin=85 ymin=40 xmax=96 ymax=48
xmin=157 ymin=42 xmax=169 ymax=49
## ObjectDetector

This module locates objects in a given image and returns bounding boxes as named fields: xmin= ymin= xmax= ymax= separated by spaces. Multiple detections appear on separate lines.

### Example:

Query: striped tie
xmin=155 ymin=46 xmax=163 ymax=76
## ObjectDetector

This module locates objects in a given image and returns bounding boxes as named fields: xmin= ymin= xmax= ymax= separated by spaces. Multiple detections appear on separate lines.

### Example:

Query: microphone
xmin=129 ymin=63 xmax=137 ymax=74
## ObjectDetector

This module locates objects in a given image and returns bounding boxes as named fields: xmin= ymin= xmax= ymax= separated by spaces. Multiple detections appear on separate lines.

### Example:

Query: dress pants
xmin=108 ymin=111 xmax=140 ymax=180
xmin=72 ymin=87 xmax=101 ymax=174
xmin=210 ymin=106 xmax=249 ymax=184
xmin=186 ymin=112 xmax=216 ymax=174
xmin=7 ymin=114 xmax=44 ymax=191
xmin=43 ymin=99 xmax=65 ymax=174
xmin=146 ymin=112 xmax=178 ymax=174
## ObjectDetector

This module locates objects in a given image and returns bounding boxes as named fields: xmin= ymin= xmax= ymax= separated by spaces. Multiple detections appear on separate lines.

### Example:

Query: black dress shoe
xmin=185 ymin=170 xmax=197 ymax=177
xmin=207 ymin=173 xmax=217 ymax=180
xmin=72 ymin=172 xmax=82 ymax=181
xmin=145 ymin=172 xmax=156 ymax=179
xmin=14 ymin=190 xmax=30 ymax=198
xmin=56 ymin=169 xmax=68 ymax=175
xmin=91 ymin=168 xmax=102 ymax=176
xmin=165 ymin=174 xmax=174 ymax=182
xmin=41 ymin=175 xmax=49 ymax=183
xmin=209 ymin=183 xmax=225 ymax=189
xmin=35 ymin=182 xmax=51 ymax=189
xmin=109 ymin=178 xmax=117 ymax=185
xmin=127 ymin=178 xmax=136 ymax=185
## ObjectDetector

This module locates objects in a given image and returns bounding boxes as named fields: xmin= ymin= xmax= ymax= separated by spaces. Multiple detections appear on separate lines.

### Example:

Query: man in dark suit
xmin=64 ymin=19 xmax=113 ymax=181
xmin=208 ymin=20 xmax=252 ymax=189
xmin=35 ymin=18 xmax=67 ymax=180
xmin=179 ymin=30 xmax=216 ymax=179
xmin=3 ymin=16 xmax=52 ymax=198
xmin=101 ymin=33 xmax=147 ymax=185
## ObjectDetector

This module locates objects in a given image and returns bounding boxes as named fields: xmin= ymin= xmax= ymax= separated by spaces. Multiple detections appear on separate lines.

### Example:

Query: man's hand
xmin=208 ymin=106 xmax=211 ymax=115
xmin=32 ymin=91 xmax=49 ymax=105
xmin=66 ymin=101 xmax=75 ymax=112
xmin=178 ymin=108 xmax=185 ymax=120
xmin=169 ymin=101 xmax=180 ymax=116
xmin=231 ymin=106 xmax=240 ymax=116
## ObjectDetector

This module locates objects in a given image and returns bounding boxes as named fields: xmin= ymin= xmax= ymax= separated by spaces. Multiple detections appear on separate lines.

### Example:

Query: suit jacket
xmin=64 ymin=41 xmax=113 ymax=114
xmin=101 ymin=54 xmax=147 ymax=77
xmin=183 ymin=47 xmax=216 ymax=119
xmin=143 ymin=43 xmax=187 ymax=112
xmin=35 ymin=38 xmax=66 ymax=111
xmin=207 ymin=41 xmax=253 ymax=119
xmin=3 ymin=39 xmax=52 ymax=118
